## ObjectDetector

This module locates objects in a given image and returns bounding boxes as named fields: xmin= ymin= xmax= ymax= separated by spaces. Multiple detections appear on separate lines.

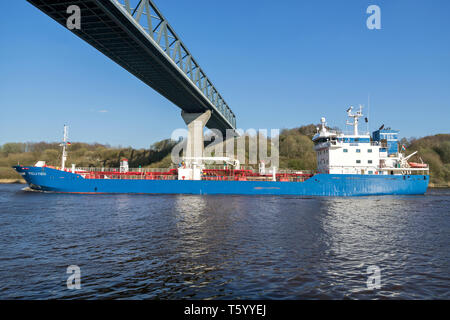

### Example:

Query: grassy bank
xmin=429 ymin=182 xmax=450 ymax=188
xmin=0 ymin=167 xmax=25 ymax=183
xmin=0 ymin=178 xmax=26 ymax=184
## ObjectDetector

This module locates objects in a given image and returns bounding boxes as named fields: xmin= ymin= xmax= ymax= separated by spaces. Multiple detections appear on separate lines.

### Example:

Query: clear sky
xmin=0 ymin=0 xmax=449 ymax=148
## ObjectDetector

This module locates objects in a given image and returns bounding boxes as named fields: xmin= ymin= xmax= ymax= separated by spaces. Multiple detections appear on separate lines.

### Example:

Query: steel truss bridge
xmin=27 ymin=0 xmax=237 ymax=133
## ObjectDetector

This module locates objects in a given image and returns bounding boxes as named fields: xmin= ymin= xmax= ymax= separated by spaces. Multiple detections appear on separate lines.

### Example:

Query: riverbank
xmin=429 ymin=182 xmax=450 ymax=188
xmin=0 ymin=179 xmax=26 ymax=184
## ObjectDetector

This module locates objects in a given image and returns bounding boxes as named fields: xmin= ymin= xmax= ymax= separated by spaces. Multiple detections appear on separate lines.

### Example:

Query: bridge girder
xmin=26 ymin=0 xmax=237 ymax=134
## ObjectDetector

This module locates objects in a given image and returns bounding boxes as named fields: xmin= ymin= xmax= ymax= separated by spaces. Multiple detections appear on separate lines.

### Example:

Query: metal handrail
xmin=74 ymin=167 xmax=175 ymax=173
xmin=82 ymin=173 xmax=178 ymax=180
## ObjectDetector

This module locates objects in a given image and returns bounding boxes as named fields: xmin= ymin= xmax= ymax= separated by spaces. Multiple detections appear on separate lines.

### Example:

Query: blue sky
xmin=0 ymin=0 xmax=449 ymax=148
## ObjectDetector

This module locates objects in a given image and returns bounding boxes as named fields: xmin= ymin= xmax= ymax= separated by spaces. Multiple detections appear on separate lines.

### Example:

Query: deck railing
xmin=75 ymin=167 xmax=175 ymax=173
xmin=82 ymin=173 xmax=178 ymax=180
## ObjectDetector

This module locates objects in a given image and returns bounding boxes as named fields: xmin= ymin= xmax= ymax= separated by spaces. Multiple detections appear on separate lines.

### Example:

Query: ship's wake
xmin=21 ymin=186 xmax=46 ymax=193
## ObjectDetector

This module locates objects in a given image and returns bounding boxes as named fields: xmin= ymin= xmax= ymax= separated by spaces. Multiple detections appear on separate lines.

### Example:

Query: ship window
xmin=368 ymin=171 xmax=373 ymax=174
xmin=356 ymin=160 xmax=361 ymax=164
xmin=368 ymin=149 xmax=373 ymax=153
xmin=368 ymin=160 xmax=373 ymax=164
xmin=343 ymin=149 xmax=348 ymax=153
xmin=356 ymin=149 xmax=361 ymax=153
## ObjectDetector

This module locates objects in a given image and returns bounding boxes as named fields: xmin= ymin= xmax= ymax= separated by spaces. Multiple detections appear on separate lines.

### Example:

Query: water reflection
xmin=315 ymin=196 xmax=444 ymax=298
xmin=114 ymin=194 xmax=135 ymax=212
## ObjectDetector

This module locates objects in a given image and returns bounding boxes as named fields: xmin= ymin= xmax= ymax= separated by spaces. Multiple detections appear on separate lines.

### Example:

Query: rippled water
xmin=0 ymin=184 xmax=448 ymax=299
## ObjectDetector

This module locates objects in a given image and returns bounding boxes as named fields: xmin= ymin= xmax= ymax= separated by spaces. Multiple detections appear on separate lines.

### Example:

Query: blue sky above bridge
xmin=1 ymin=0 xmax=449 ymax=148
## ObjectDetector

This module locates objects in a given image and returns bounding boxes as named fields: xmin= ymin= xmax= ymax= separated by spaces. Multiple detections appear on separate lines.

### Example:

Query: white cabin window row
xmin=355 ymin=160 xmax=374 ymax=164
xmin=343 ymin=148 xmax=373 ymax=153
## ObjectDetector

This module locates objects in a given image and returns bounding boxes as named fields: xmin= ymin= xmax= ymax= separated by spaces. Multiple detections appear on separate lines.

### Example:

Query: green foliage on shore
xmin=1 ymin=128 xmax=449 ymax=186
xmin=278 ymin=125 xmax=317 ymax=170
xmin=400 ymin=134 xmax=450 ymax=186
xmin=0 ymin=139 xmax=177 ymax=179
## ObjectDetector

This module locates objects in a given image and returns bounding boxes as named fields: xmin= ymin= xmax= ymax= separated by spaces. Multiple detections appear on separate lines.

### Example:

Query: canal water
xmin=0 ymin=184 xmax=448 ymax=299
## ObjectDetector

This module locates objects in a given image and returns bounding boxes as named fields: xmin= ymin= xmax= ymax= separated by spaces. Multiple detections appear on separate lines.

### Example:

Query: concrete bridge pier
xmin=181 ymin=110 xmax=211 ymax=166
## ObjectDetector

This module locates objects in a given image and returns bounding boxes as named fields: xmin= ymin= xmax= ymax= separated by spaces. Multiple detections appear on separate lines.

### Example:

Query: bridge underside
xmin=27 ymin=0 xmax=235 ymax=134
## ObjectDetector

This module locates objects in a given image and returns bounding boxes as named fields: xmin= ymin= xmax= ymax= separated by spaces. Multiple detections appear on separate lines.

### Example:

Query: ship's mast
xmin=346 ymin=105 xmax=364 ymax=136
xmin=320 ymin=117 xmax=327 ymax=132
xmin=61 ymin=125 xmax=68 ymax=170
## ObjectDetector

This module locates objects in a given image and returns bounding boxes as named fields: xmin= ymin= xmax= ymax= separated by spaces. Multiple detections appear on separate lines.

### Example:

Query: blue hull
xmin=14 ymin=166 xmax=429 ymax=196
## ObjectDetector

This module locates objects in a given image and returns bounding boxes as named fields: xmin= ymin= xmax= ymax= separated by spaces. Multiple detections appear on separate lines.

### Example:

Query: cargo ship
xmin=13 ymin=107 xmax=429 ymax=196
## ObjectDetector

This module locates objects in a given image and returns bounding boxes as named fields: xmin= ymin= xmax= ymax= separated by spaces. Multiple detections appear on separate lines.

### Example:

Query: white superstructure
xmin=312 ymin=106 xmax=428 ymax=175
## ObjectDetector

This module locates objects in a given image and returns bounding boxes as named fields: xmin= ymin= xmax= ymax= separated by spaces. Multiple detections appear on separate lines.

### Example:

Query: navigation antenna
xmin=60 ymin=125 xmax=69 ymax=170
xmin=367 ymin=94 xmax=370 ymax=135
xmin=346 ymin=105 xmax=364 ymax=136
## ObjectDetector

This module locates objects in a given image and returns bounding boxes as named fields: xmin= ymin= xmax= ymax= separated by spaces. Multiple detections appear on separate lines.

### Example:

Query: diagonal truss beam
xmin=116 ymin=0 xmax=235 ymax=128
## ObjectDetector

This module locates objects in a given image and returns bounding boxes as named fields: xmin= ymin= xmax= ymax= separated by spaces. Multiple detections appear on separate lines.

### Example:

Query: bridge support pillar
xmin=181 ymin=110 xmax=211 ymax=166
